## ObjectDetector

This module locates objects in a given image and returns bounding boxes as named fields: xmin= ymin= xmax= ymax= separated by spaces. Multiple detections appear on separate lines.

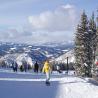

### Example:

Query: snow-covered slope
xmin=53 ymin=49 xmax=75 ymax=64
xmin=16 ymin=53 xmax=33 ymax=67
xmin=0 ymin=71 xmax=98 ymax=98
xmin=0 ymin=53 xmax=33 ymax=67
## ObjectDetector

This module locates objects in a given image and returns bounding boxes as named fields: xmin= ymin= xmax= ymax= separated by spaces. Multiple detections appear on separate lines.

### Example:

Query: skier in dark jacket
xmin=23 ymin=61 xmax=27 ymax=72
xmin=34 ymin=61 xmax=39 ymax=73
xmin=12 ymin=61 xmax=18 ymax=72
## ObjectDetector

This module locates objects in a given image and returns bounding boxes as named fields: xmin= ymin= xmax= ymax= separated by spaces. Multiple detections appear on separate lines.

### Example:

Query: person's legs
xmin=46 ymin=72 xmax=50 ymax=82
xmin=36 ymin=68 xmax=38 ymax=73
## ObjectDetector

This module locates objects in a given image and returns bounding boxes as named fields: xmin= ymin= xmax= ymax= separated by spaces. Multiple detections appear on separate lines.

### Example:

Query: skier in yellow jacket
xmin=42 ymin=60 xmax=51 ymax=85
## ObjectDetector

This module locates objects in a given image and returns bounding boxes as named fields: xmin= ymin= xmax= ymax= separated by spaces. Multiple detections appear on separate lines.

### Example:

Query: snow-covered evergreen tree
xmin=96 ymin=10 xmax=98 ymax=48
xmin=88 ymin=12 xmax=97 ymax=73
xmin=74 ymin=11 xmax=97 ymax=77
xmin=75 ymin=11 xmax=89 ymax=76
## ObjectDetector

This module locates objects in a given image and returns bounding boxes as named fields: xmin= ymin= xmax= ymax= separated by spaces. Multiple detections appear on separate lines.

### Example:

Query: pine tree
xmin=74 ymin=11 xmax=89 ymax=76
xmin=96 ymin=9 xmax=98 ymax=49
xmin=75 ymin=11 xmax=97 ymax=77
xmin=94 ymin=10 xmax=98 ymax=71
xmin=88 ymin=12 xmax=97 ymax=74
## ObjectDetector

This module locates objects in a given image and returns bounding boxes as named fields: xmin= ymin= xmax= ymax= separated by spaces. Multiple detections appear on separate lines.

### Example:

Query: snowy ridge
xmin=0 ymin=53 xmax=33 ymax=67
xmin=16 ymin=53 xmax=33 ymax=66
xmin=54 ymin=49 xmax=75 ymax=63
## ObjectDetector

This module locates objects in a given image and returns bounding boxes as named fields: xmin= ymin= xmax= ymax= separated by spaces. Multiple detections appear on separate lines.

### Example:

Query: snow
xmin=56 ymin=77 xmax=98 ymax=98
xmin=0 ymin=70 xmax=98 ymax=98
xmin=10 ymin=47 xmax=17 ymax=50
xmin=31 ymin=48 xmax=41 ymax=50
xmin=55 ymin=49 xmax=75 ymax=63
xmin=0 ymin=53 xmax=33 ymax=67
xmin=16 ymin=53 xmax=33 ymax=67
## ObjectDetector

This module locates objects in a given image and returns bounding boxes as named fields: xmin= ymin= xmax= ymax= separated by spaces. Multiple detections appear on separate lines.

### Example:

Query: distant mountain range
xmin=0 ymin=41 xmax=74 ymax=66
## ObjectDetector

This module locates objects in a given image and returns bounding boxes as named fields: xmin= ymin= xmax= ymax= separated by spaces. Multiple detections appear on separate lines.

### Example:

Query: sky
xmin=0 ymin=0 xmax=98 ymax=44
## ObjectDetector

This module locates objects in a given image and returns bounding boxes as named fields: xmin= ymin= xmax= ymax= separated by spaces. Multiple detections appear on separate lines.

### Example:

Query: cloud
xmin=0 ymin=27 xmax=32 ymax=40
xmin=30 ymin=31 xmax=73 ymax=43
xmin=0 ymin=28 xmax=73 ymax=44
xmin=0 ymin=4 xmax=78 ymax=44
xmin=28 ymin=4 xmax=77 ymax=32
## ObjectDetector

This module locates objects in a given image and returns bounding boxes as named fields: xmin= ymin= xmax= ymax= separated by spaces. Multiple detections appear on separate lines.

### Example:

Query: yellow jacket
xmin=42 ymin=61 xmax=51 ymax=73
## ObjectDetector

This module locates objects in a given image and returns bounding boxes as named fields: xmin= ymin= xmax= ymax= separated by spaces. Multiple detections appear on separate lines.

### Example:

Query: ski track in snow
xmin=0 ymin=70 xmax=98 ymax=98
